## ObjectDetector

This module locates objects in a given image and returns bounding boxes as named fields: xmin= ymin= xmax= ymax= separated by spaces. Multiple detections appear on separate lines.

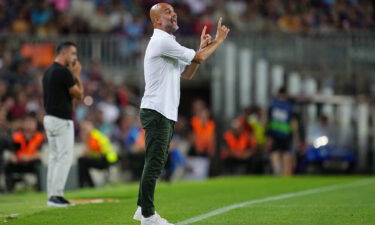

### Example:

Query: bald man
xmin=133 ymin=3 xmax=230 ymax=225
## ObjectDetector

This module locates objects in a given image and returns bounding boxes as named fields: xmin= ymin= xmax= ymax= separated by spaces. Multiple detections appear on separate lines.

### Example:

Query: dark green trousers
xmin=137 ymin=109 xmax=175 ymax=217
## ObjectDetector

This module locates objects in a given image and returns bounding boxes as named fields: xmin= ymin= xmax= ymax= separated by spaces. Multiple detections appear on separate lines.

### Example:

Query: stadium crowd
xmin=0 ymin=0 xmax=362 ymax=192
xmin=0 ymin=0 xmax=374 ymax=37
xmin=0 ymin=37 xmax=312 ymax=193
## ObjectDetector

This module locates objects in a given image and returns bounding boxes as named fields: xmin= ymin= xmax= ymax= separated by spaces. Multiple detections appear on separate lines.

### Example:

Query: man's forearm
xmin=193 ymin=39 xmax=223 ymax=64
xmin=75 ymin=76 xmax=83 ymax=90
xmin=73 ymin=75 xmax=84 ymax=100
xmin=181 ymin=62 xmax=200 ymax=80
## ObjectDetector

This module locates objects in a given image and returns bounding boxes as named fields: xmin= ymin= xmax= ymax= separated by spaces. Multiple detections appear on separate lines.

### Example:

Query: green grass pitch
xmin=1 ymin=176 xmax=374 ymax=225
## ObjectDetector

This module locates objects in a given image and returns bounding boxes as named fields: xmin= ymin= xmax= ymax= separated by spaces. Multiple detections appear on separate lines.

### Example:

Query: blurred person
xmin=89 ymin=3 xmax=113 ymax=32
xmin=78 ymin=120 xmax=118 ymax=187
xmin=108 ymin=1 xmax=131 ymax=31
xmin=124 ymin=117 xmax=146 ymax=181
xmin=221 ymin=118 xmax=257 ymax=175
xmin=30 ymin=1 xmax=53 ymax=27
xmin=266 ymin=87 xmax=298 ymax=176
xmin=277 ymin=10 xmax=303 ymax=32
xmin=120 ymin=16 xmax=147 ymax=57
xmin=111 ymin=108 xmax=136 ymax=177
xmin=70 ymin=0 xmax=96 ymax=22
xmin=97 ymin=95 xmax=120 ymax=125
xmin=191 ymin=99 xmax=206 ymax=117
xmin=26 ymin=94 xmax=42 ymax=114
xmin=112 ymin=108 xmax=136 ymax=143
xmin=4 ymin=114 xmax=44 ymax=192
xmin=11 ymin=8 xmax=31 ymax=35
xmin=247 ymin=106 xmax=267 ymax=148
xmin=163 ymin=115 xmax=190 ymax=181
xmin=116 ymin=85 xmax=130 ymax=107
xmin=231 ymin=1 xmax=265 ymax=32
xmin=43 ymin=41 xmax=83 ymax=207
xmin=8 ymin=91 xmax=28 ymax=120
xmin=189 ymin=108 xmax=215 ymax=157
xmin=183 ymin=0 xmax=212 ymax=15
xmin=94 ymin=107 xmax=115 ymax=137
xmin=134 ymin=3 xmax=230 ymax=225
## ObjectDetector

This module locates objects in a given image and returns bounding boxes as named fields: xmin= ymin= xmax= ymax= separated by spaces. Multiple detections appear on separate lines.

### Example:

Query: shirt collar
xmin=152 ymin=28 xmax=176 ymax=40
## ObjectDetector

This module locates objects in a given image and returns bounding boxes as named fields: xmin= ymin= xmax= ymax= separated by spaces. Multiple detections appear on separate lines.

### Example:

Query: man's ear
xmin=154 ymin=16 xmax=161 ymax=25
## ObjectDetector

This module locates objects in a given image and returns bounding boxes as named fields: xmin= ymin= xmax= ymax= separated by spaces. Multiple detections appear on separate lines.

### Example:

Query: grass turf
xmin=1 ymin=176 xmax=374 ymax=225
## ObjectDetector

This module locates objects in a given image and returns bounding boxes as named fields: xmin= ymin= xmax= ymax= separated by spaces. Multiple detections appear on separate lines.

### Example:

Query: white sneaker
xmin=141 ymin=213 xmax=174 ymax=225
xmin=133 ymin=207 xmax=165 ymax=222
xmin=133 ymin=206 xmax=142 ymax=221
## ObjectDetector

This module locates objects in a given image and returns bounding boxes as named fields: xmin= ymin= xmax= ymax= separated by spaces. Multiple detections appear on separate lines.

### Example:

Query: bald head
xmin=149 ymin=3 xmax=164 ymax=24
xmin=149 ymin=2 xmax=178 ymax=33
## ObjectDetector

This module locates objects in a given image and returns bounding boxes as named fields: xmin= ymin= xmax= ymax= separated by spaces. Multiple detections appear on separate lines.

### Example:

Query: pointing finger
xmin=217 ymin=17 xmax=222 ymax=30
xmin=201 ymin=25 xmax=207 ymax=39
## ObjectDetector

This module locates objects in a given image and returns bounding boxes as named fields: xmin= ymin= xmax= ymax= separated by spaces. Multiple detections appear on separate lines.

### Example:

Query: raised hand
xmin=199 ymin=25 xmax=212 ymax=50
xmin=69 ymin=60 xmax=82 ymax=77
xmin=215 ymin=17 xmax=230 ymax=43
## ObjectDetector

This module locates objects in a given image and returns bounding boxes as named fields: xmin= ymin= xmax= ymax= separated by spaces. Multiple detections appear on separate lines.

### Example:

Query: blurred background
xmin=1 ymin=0 xmax=375 ymax=193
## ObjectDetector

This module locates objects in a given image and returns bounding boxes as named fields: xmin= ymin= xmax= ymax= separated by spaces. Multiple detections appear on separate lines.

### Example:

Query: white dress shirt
xmin=141 ymin=29 xmax=196 ymax=121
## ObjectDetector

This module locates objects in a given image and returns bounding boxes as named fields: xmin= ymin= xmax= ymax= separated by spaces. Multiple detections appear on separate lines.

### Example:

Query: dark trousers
xmin=5 ymin=159 xmax=41 ymax=192
xmin=78 ymin=156 xmax=109 ymax=187
xmin=137 ymin=109 xmax=175 ymax=217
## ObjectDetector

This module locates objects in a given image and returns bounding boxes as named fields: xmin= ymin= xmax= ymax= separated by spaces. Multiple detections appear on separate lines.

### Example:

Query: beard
xmin=165 ymin=23 xmax=178 ymax=33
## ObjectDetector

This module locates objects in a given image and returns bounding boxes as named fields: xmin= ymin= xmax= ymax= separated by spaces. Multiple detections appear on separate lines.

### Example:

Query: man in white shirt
xmin=133 ymin=3 xmax=230 ymax=225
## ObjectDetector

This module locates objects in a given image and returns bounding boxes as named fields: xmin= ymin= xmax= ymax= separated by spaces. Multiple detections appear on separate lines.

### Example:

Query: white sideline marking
xmin=176 ymin=179 xmax=375 ymax=225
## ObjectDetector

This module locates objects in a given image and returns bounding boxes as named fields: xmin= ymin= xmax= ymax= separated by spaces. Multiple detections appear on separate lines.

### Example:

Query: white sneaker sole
xmin=47 ymin=201 xmax=70 ymax=207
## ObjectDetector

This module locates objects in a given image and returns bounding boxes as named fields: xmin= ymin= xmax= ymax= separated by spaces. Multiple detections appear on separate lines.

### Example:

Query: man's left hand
xmin=199 ymin=26 xmax=212 ymax=50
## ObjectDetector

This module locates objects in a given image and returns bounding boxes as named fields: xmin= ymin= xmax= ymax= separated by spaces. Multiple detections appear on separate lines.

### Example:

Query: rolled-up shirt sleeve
xmin=159 ymin=39 xmax=196 ymax=64
xmin=179 ymin=61 xmax=188 ymax=74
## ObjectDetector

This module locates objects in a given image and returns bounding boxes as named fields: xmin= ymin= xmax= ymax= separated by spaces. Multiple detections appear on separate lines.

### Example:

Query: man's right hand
xmin=69 ymin=60 xmax=82 ymax=77
xmin=68 ymin=60 xmax=84 ymax=100
xmin=215 ymin=17 xmax=230 ymax=43
xmin=192 ymin=18 xmax=230 ymax=65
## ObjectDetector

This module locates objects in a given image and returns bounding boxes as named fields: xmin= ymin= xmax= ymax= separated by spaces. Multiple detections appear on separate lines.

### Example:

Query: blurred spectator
xmin=9 ymin=91 xmax=28 ymax=120
xmin=191 ymin=98 xmax=207 ymax=118
xmin=278 ymin=10 xmax=303 ymax=32
xmin=189 ymin=108 xmax=215 ymax=157
xmin=11 ymin=7 xmax=32 ymax=35
xmin=20 ymin=43 xmax=55 ymax=68
xmin=4 ymin=114 xmax=44 ymax=192
xmin=221 ymin=118 xmax=257 ymax=174
xmin=78 ymin=120 xmax=118 ymax=187
xmin=246 ymin=106 xmax=267 ymax=148
xmin=30 ymin=1 xmax=53 ymax=29
xmin=70 ymin=0 xmax=96 ymax=23
xmin=121 ymin=112 xmax=146 ymax=181
xmin=90 ymin=3 xmax=113 ymax=33
xmin=266 ymin=87 xmax=298 ymax=176
xmin=164 ymin=115 xmax=190 ymax=181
